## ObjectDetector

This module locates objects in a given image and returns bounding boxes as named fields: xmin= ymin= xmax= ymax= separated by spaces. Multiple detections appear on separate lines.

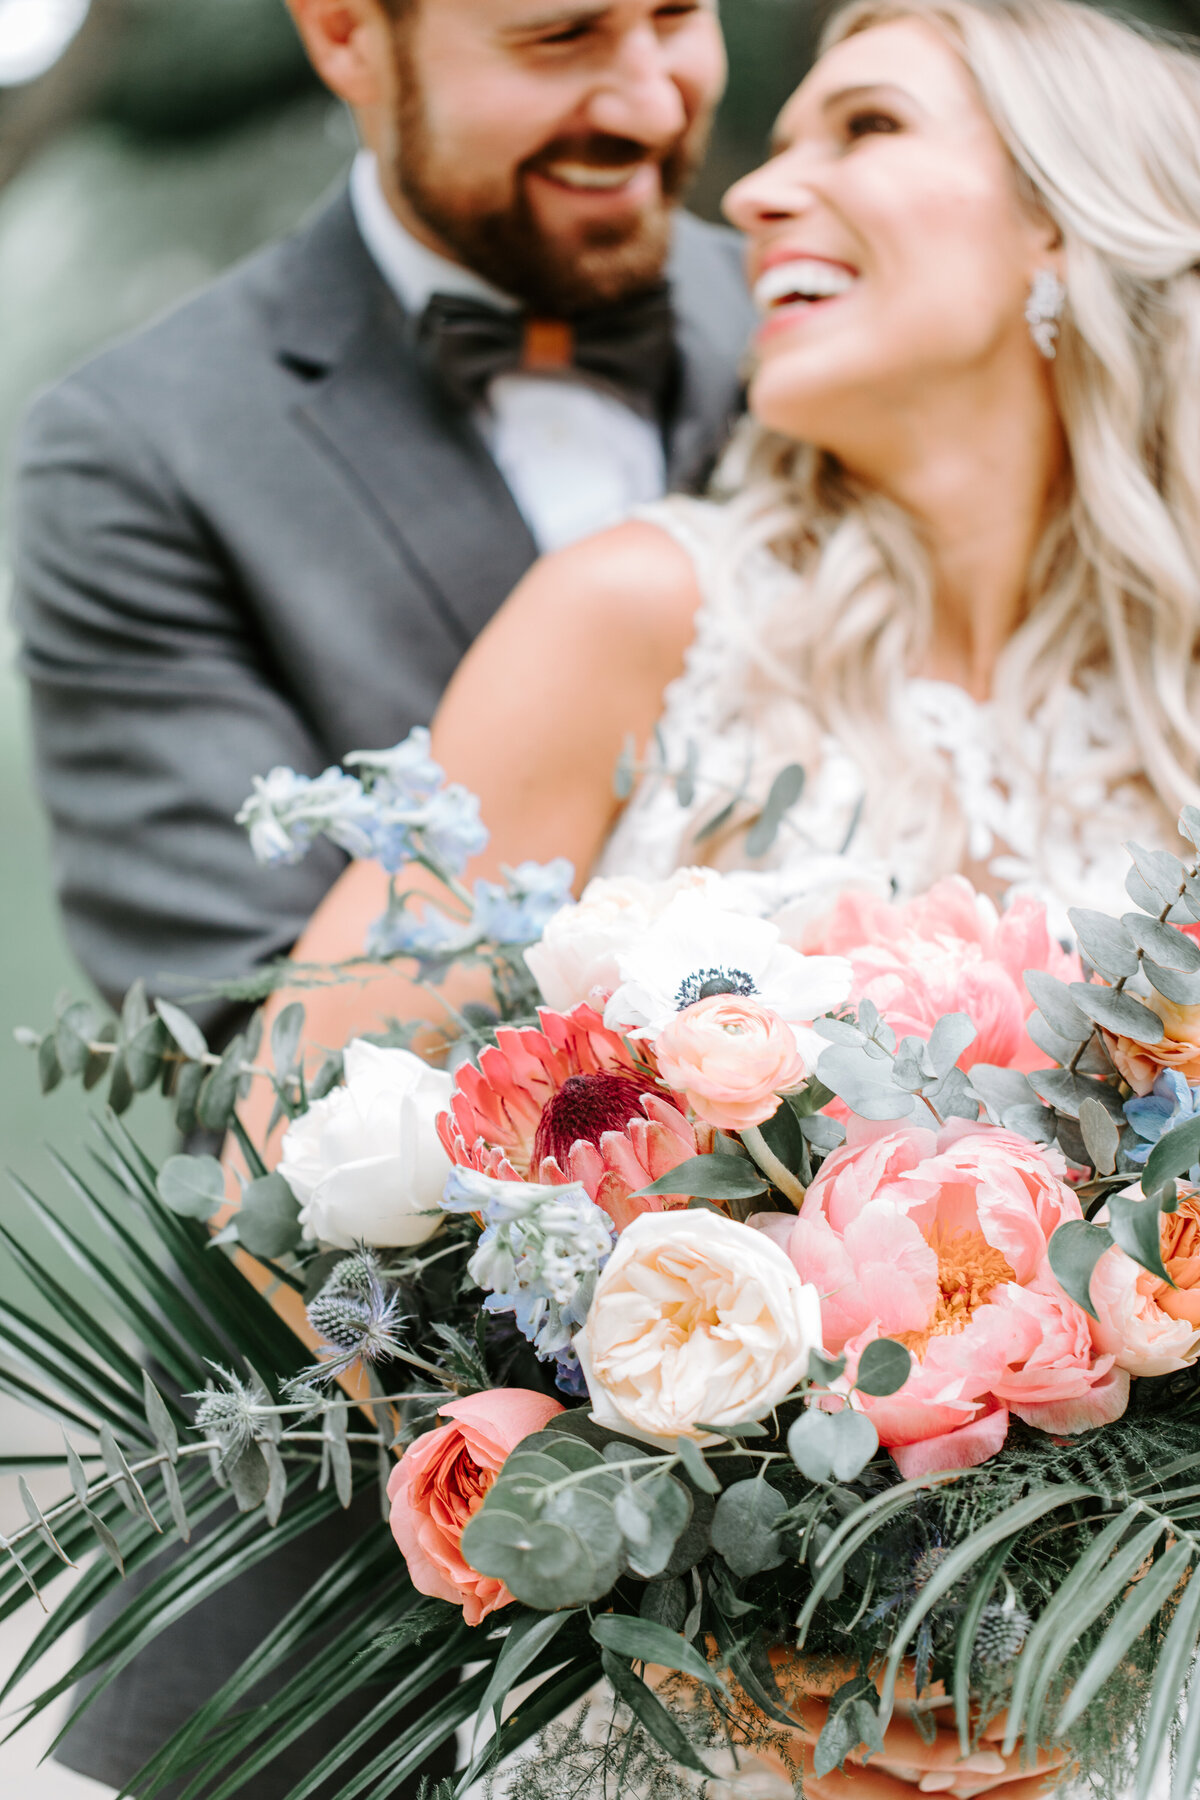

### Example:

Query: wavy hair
xmin=706 ymin=0 xmax=1200 ymax=878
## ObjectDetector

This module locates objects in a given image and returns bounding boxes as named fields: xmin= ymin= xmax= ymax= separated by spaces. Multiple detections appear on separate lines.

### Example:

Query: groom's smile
xmin=291 ymin=0 xmax=727 ymax=315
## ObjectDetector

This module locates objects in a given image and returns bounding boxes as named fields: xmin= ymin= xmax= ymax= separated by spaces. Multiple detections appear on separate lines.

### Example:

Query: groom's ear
xmin=285 ymin=0 xmax=398 ymax=109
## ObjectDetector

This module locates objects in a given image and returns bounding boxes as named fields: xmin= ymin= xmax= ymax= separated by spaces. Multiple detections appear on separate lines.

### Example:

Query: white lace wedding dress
xmin=596 ymin=496 xmax=1178 ymax=940
xmin=471 ymin=495 xmax=1176 ymax=1799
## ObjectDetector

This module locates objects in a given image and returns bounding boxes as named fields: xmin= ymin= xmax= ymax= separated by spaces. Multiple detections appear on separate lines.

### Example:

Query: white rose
xmin=575 ymin=1210 xmax=823 ymax=1448
xmin=278 ymin=1040 xmax=453 ymax=1249
xmin=524 ymin=868 xmax=720 ymax=1012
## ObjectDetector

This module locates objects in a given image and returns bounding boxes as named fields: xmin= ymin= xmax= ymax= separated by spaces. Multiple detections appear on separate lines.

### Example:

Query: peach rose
xmin=801 ymin=878 xmax=1080 ymax=1073
xmin=790 ymin=1119 xmax=1128 ymax=1476
xmin=1091 ymin=1190 xmax=1200 ymax=1375
xmin=576 ymin=1210 xmax=823 ymax=1448
xmin=1105 ymin=990 xmax=1200 ymax=1096
xmin=387 ymin=1388 xmax=563 ymax=1625
xmin=655 ymin=994 xmax=806 ymax=1130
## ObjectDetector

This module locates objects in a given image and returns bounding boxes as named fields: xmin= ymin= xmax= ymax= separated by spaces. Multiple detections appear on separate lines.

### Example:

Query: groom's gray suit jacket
xmin=11 ymin=187 xmax=754 ymax=1033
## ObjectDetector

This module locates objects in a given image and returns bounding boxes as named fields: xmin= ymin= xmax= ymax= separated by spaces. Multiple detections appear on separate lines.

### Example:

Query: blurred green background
xmin=0 ymin=0 xmax=1198 ymax=1231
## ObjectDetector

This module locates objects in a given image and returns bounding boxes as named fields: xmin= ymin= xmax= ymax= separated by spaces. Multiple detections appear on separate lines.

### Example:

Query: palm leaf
xmin=0 ymin=1292 xmax=148 ymax=1437
xmin=1057 ymin=1540 xmax=1193 ymax=1737
xmin=952 ymin=1538 xmax=1014 ymax=1753
xmin=1137 ymin=1559 xmax=1200 ymax=1800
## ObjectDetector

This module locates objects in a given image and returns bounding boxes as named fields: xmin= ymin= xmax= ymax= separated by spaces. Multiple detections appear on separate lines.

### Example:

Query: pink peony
xmin=387 ymin=1389 xmax=563 ymax=1625
xmin=801 ymin=878 xmax=1080 ymax=1072
xmin=655 ymin=994 xmax=807 ymax=1131
xmin=789 ymin=1119 xmax=1128 ymax=1476
xmin=438 ymin=1003 xmax=712 ymax=1232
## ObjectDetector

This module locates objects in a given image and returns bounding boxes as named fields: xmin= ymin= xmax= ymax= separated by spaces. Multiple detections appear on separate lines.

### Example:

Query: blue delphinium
xmin=442 ymin=1167 xmax=613 ymax=1391
xmin=473 ymin=859 xmax=574 ymax=945
xmin=1124 ymin=1070 xmax=1200 ymax=1181
xmin=237 ymin=766 xmax=377 ymax=866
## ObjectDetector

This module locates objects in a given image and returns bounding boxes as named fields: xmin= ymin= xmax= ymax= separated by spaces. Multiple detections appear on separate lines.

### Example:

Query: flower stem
xmin=741 ymin=1125 xmax=807 ymax=1209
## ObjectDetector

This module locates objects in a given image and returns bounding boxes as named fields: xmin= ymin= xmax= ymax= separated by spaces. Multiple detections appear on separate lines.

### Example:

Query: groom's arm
xmin=9 ymin=371 xmax=348 ymax=1039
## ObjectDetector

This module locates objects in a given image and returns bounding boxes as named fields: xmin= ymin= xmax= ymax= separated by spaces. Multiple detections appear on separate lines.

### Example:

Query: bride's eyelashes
xmin=843 ymin=107 xmax=903 ymax=141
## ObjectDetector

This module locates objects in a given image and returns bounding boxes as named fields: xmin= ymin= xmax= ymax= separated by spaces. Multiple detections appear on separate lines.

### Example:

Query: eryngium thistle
xmin=305 ymin=1260 xmax=407 ymax=1382
xmin=322 ymin=1249 xmax=383 ymax=1300
xmin=192 ymin=1365 xmax=270 ymax=1455
xmin=975 ymin=1601 xmax=1031 ymax=1666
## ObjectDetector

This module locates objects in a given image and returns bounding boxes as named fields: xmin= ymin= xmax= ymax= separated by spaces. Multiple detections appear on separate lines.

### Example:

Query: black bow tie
xmin=417 ymin=285 xmax=678 ymax=421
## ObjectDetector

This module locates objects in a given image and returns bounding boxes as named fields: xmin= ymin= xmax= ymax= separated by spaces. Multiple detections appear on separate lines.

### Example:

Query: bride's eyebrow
xmin=768 ymin=80 xmax=921 ymax=154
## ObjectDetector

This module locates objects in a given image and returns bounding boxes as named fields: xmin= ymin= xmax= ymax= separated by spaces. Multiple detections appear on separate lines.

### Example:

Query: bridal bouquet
xmin=10 ymin=730 xmax=1200 ymax=1800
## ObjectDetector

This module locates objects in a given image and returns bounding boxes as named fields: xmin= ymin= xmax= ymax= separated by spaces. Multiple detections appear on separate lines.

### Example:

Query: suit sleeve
xmin=9 ymin=372 xmax=348 ymax=1037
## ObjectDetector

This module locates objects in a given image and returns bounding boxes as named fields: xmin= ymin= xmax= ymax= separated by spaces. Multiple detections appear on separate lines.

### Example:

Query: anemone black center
xmin=674 ymin=965 xmax=758 ymax=1009
xmin=533 ymin=1071 xmax=649 ymax=1169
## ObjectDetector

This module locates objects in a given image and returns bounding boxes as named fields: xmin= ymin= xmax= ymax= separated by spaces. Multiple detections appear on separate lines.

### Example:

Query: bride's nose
xmin=723 ymin=155 xmax=813 ymax=234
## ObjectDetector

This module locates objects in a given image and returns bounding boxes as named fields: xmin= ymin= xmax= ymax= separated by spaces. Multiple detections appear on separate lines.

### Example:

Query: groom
xmin=11 ymin=0 xmax=752 ymax=1048
xmin=10 ymin=0 xmax=750 ymax=1793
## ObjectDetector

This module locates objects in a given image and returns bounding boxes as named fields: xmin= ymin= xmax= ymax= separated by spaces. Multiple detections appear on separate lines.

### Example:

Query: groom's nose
xmin=581 ymin=21 xmax=691 ymax=148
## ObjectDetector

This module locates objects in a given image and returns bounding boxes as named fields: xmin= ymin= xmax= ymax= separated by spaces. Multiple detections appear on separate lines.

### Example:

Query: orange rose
xmin=387 ymin=1389 xmax=563 ymax=1625
xmin=1105 ymin=991 xmax=1200 ymax=1096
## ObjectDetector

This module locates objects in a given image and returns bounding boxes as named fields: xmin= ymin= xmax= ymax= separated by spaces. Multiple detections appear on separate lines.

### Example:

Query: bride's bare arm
xmin=251 ymin=519 xmax=701 ymax=1080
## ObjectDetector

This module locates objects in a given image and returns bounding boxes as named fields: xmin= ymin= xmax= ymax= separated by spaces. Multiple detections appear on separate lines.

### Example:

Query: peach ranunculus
xmin=576 ymin=1210 xmax=823 ymax=1448
xmin=799 ymin=877 xmax=1080 ymax=1073
xmin=387 ymin=1389 xmax=563 ymax=1625
xmin=1091 ymin=1189 xmax=1200 ymax=1376
xmin=654 ymin=995 xmax=807 ymax=1131
xmin=1104 ymin=990 xmax=1200 ymax=1096
xmin=788 ymin=1119 xmax=1129 ymax=1478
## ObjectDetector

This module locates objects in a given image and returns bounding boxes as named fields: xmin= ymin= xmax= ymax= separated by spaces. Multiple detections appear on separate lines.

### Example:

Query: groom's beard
xmin=391 ymin=60 xmax=710 ymax=315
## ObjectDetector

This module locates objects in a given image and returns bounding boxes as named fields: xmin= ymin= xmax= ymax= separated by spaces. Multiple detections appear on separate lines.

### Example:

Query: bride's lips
xmin=751 ymin=250 xmax=861 ymax=343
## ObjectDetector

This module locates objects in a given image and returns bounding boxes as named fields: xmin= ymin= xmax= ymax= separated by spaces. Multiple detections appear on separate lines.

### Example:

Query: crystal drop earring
xmin=1025 ymin=268 xmax=1066 ymax=360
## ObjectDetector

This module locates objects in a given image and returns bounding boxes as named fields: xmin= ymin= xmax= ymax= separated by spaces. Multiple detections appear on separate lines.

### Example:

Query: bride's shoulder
xmin=488 ymin=512 xmax=704 ymax=676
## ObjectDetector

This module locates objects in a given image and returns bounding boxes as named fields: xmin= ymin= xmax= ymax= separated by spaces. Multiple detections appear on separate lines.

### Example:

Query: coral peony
xmin=655 ymin=994 xmax=807 ymax=1130
xmin=387 ymin=1389 xmax=563 ymax=1625
xmin=1105 ymin=990 xmax=1199 ymax=1096
xmin=789 ymin=1119 xmax=1128 ymax=1475
xmin=577 ymin=1211 xmax=822 ymax=1447
xmin=800 ymin=877 xmax=1079 ymax=1073
xmin=438 ymin=1004 xmax=711 ymax=1232
xmin=1091 ymin=1189 xmax=1200 ymax=1376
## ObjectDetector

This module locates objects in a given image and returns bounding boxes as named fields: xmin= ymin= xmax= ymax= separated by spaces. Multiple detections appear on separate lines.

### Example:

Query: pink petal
xmin=891 ymin=1406 xmax=1010 ymax=1478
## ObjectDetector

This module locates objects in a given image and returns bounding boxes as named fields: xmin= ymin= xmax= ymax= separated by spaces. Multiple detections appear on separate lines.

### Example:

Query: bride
xmin=259 ymin=5 xmax=1199 ymax=1790
xmin=281 ymin=0 xmax=1200 ymax=1067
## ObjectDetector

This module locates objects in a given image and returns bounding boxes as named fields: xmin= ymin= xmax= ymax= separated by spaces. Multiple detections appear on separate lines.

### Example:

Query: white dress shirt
xmin=349 ymin=152 xmax=667 ymax=554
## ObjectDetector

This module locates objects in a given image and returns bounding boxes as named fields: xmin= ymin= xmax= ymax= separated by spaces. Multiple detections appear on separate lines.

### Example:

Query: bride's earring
xmin=1025 ymin=268 xmax=1066 ymax=360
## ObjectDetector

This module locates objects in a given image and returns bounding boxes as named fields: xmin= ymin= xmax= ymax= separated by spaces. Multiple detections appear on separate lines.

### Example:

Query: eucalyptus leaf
xmin=1070 ymin=983 xmax=1164 ymax=1042
xmin=799 ymin=1114 xmax=845 ymax=1152
xmin=613 ymin=735 xmax=636 ymax=801
xmin=55 ymin=1002 xmax=98 ymax=1078
xmin=808 ymin=1349 xmax=848 ymax=1387
xmin=156 ymin=1155 xmax=226 ymax=1221
xmin=126 ymin=1017 xmax=169 ymax=1092
xmin=815 ymin=1675 xmax=884 ymax=1778
xmin=199 ymin=1036 xmax=246 ymax=1133
xmin=142 ymin=1374 xmax=179 ymax=1463
xmin=817 ymin=1045 xmax=915 ymax=1122
xmin=622 ymin=1474 xmax=693 ymax=1580
xmin=120 ymin=978 xmax=150 ymax=1039
xmin=1023 ymin=971 xmax=1091 ymax=1041
xmin=172 ymin=1060 xmax=206 ymax=1136
xmin=640 ymin=1578 xmax=687 ymax=1632
xmin=745 ymin=763 xmax=805 ymax=858
xmin=235 ymin=1173 xmax=302 ymax=1259
xmin=854 ymin=1338 xmax=912 ymax=1398
xmin=461 ymin=1507 xmax=601 ymax=1609
xmin=1108 ymin=1190 xmax=1173 ymax=1286
xmin=634 ymin=1154 xmax=767 ymax=1202
xmin=710 ymin=1479 xmax=787 ymax=1578
xmin=1143 ymin=1114 xmax=1200 ymax=1199
xmin=155 ymin=998 xmax=209 ymax=1062
xmin=1122 ymin=913 xmax=1200 ymax=972
xmin=1078 ymin=1097 xmax=1120 ymax=1177
xmin=37 ymin=1035 xmax=62 ymax=1095
xmin=674 ymin=1435 xmax=721 ymax=1494
xmin=227 ymin=1441 xmax=271 ymax=1514
xmin=1142 ymin=960 xmax=1200 ymax=1006
xmin=107 ymin=1050 xmax=134 ymax=1116
xmin=789 ymin=1406 xmax=879 ymax=1484
xmin=1025 ymin=1010 xmax=1079 ymax=1065
xmin=1066 ymin=910 xmax=1140 ymax=981
xmin=1047 ymin=1219 xmax=1113 ymax=1320
xmin=926 ymin=1014 xmax=977 ymax=1079
xmin=1125 ymin=843 xmax=1187 ymax=913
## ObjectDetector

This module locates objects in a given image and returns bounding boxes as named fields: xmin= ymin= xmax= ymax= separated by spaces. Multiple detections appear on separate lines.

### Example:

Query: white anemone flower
xmin=602 ymin=891 xmax=852 ymax=1044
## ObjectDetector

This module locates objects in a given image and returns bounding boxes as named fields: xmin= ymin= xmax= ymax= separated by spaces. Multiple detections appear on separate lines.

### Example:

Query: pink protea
xmin=438 ymin=1004 xmax=712 ymax=1232
xmin=800 ymin=877 xmax=1080 ymax=1072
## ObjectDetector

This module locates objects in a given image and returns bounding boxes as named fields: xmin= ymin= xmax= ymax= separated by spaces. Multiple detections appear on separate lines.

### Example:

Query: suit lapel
xmin=272 ymin=191 xmax=538 ymax=652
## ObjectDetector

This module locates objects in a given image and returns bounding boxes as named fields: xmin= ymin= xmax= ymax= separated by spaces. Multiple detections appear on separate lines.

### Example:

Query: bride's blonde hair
xmin=711 ymin=0 xmax=1200 ymax=873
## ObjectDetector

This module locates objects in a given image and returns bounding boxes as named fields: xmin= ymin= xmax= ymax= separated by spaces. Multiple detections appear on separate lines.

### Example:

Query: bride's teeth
xmin=754 ymin=259 xmax=857 ymax=311
xmin=545 ymin=162 xmax=641 ymax=191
